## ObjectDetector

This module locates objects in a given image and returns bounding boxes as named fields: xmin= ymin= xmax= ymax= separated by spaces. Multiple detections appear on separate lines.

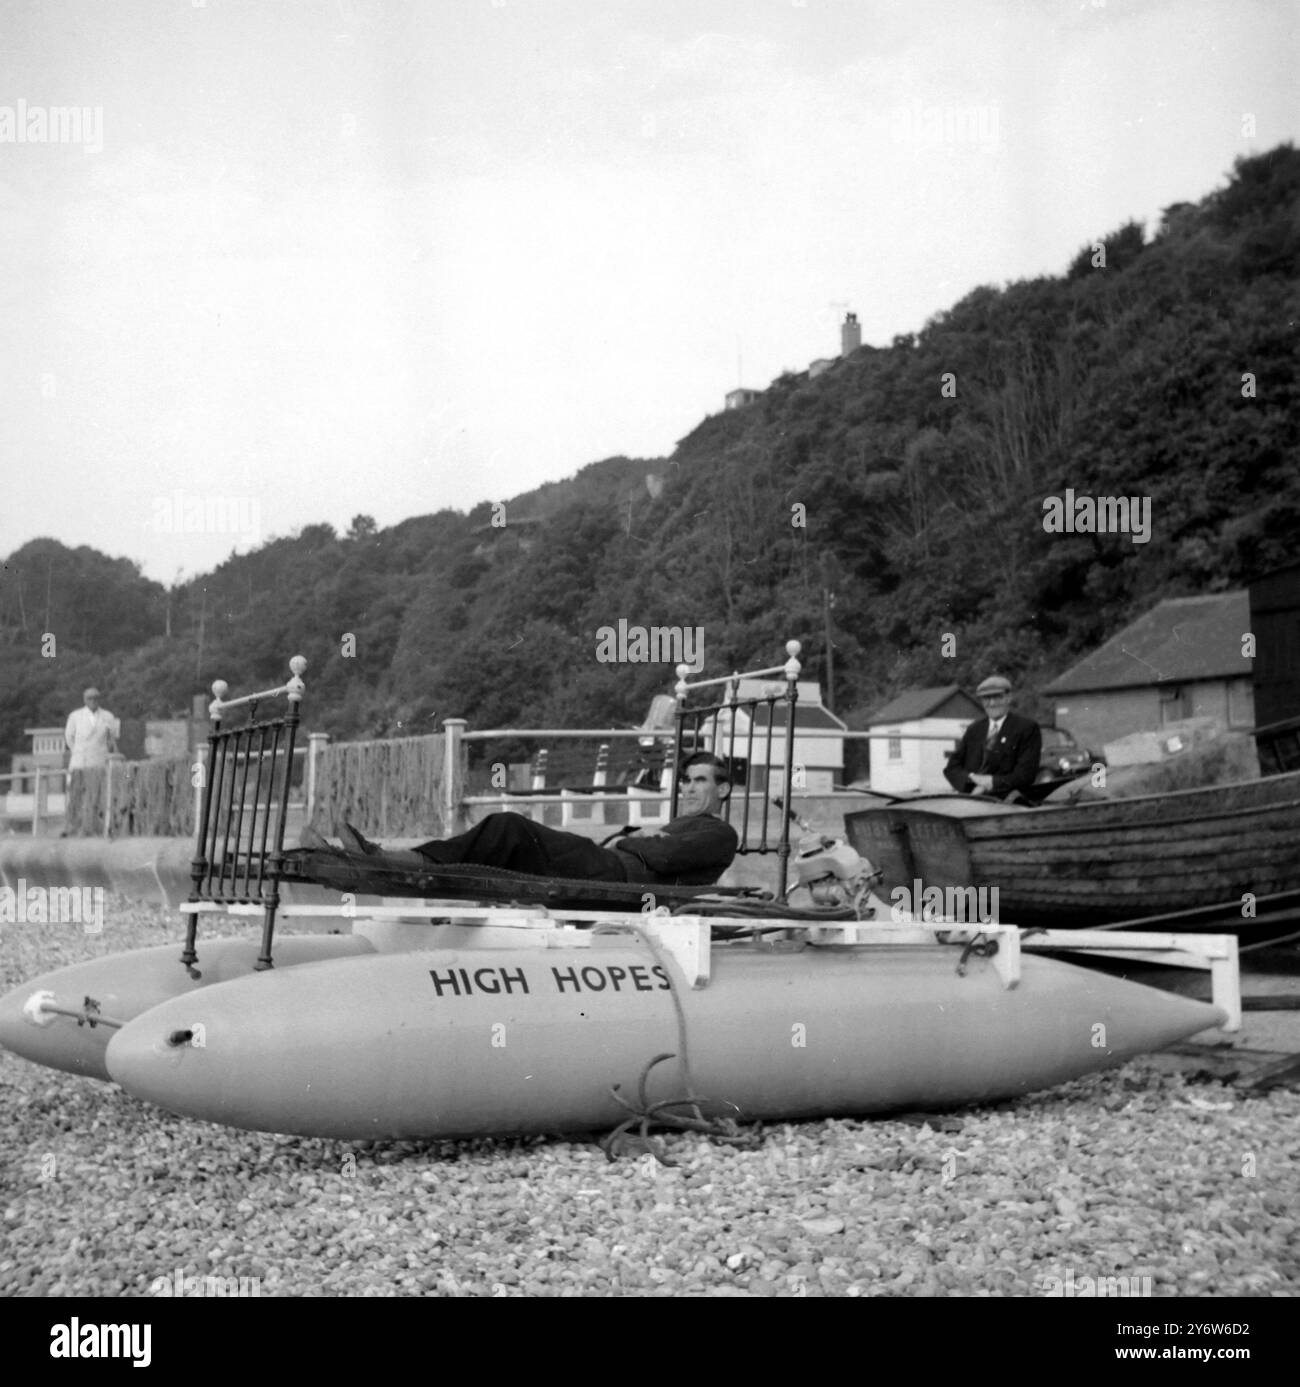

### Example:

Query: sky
xmin=1 ymin=0 xmax=1296 ymax=583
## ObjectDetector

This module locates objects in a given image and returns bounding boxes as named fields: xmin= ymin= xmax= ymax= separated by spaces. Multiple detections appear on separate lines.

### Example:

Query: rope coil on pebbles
xmin=2 ymin=896 xmax=1297 ymax=1297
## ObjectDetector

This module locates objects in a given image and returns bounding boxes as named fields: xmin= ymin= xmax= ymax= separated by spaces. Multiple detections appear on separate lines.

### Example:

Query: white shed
xmin=865 ymin=685 xmax=983 ymax=795
xmin=697 ymin=679 xmax=845 ymax=795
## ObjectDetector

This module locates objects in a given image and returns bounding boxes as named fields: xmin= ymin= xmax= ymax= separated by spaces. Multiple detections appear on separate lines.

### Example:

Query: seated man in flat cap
xmin=944 ymin=675 xmax=1041 ymax=801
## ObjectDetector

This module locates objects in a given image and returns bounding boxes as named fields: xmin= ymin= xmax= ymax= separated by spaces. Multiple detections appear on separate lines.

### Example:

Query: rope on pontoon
xmin=591 ymin=920 xmax=761 ymax=1164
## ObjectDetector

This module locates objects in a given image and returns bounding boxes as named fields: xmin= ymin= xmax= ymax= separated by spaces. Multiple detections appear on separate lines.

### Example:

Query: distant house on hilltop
xmin=808 ymin=311 xmax=863 ymax=378
xmin=864 ymin=685 xmax=982 ymax=794
xmin=1044 ymin=592 xmax=1253 ymax=750
xmin=725 ymin=387 xmax=761 ymax=410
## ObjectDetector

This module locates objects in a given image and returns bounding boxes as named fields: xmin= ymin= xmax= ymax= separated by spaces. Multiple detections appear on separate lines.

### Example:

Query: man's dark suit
xmin=415 ymin=811 xmax=738 ymax=886
xmin=943 ymin=711 xmax=1042 ymax=800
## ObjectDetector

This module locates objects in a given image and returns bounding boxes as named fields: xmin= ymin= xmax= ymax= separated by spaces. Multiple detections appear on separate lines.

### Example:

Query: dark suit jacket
xmin=943 ymin=711 xmax=1042 ymax=800
xmin=614 ymin=813 xmax=739 ymax=885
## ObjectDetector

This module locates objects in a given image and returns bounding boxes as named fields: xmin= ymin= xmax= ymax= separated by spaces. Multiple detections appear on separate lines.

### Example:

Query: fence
xmin=16 ymin=722 xmax=961 ymax=840
xmin=6 ymin=741 xmax=317 ymax=839
xmin=0 ymin=766 xmax=69 ymax=836
xmin=305 ymin=726 xmax=668 ymax=837
xmin=307 ymin=734 xmax=451 ymax=840
xmin=63 ymin=758 xmax=195 ymax=837
xmin=458 ymin=725 xmax=677 ymax=832
xmin=451 ymin=724 xmax=965 ymax=833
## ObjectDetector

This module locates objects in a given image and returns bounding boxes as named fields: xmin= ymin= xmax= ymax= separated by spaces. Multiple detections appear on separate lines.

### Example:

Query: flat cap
xmin=975 ymin=675 xmax=1012 ymax=697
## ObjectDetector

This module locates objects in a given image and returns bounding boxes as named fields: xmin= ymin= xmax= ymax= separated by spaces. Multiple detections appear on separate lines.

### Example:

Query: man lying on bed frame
xmin=299 ymin=751 xmax=738 ymax=889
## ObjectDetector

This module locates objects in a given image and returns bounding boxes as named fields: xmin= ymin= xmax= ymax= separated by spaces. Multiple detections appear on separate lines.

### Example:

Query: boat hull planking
xmin=845 ymin=771 xmax=1300 ymax=930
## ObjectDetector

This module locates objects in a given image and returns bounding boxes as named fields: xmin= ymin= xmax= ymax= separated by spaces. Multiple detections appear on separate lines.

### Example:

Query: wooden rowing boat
xmin=843 ymin=771 xmax=1300 ymax=933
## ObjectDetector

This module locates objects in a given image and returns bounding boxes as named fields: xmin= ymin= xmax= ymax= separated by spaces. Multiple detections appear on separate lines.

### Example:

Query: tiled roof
xmin=1044 ymin=591 xmax=1251 ymax=694
xmin=867 ymin=685 xmax=983 ymax=723
xmin=716 ymin=702 xmax=845 ymax=731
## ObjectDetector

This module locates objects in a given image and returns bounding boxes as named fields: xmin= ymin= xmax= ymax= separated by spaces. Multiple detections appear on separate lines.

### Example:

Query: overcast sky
xmin=1 ymin=0 xmax=1296 ymax=583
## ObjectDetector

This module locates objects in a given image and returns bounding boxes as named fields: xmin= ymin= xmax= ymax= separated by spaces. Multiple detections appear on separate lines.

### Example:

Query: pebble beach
xmin=3 ymin=897 xmax=1297 ymax=1299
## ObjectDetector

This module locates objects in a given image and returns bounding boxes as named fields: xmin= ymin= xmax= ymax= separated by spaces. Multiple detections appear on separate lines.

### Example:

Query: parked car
xmin=630 ymin=693 xmax=746 ymax=786
xmin=1036 ymin=726 xmax=1104 ymax=784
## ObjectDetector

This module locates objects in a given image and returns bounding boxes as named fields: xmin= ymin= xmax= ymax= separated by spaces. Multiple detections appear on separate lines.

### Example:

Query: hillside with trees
xmin=2 ymin=145 xmax=1297 ymax=760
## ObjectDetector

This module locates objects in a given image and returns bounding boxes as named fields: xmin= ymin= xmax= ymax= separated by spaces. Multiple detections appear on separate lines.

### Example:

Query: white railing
xmin=0 ymin=765 xmax=69 ymax=835
xmin=455 ymin=725 xmax=671 ymax=828
xmin=446 ymin=722 xmax=962 ymax=829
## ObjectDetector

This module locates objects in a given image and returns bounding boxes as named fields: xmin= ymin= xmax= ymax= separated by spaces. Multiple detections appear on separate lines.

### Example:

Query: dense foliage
xmin=3 ymin=147 xmax=1297 ymax=757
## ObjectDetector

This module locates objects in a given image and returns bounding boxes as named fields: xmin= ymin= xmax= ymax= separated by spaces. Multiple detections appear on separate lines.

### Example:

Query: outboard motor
xmin=778 ymin=799 xmax=884 ymax=915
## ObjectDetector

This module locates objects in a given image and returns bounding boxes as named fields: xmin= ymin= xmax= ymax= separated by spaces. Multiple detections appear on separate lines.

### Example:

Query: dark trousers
xmin=415 ymin=812 xmax=629 ymax=881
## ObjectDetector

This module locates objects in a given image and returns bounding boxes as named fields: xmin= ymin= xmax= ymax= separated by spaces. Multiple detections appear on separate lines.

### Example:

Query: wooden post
xmin=193 ymin=743 xmax=206 ymax=840
xmin=442 ymin=719 xmax=467 ymax=834
xmin=306 ymin=731 xmax=330 ymax=821
xmin=32 ymin=765 xmax=44 ymax=837
xmin=591 ymin=742 xmax=608 ymax=825
xmin=528 ymin=748 xmax=549 ymax=822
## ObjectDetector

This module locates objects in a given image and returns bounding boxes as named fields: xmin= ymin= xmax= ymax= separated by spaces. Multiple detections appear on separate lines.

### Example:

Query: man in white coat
xmin=65 ymin=688 xmax=120 ymax=770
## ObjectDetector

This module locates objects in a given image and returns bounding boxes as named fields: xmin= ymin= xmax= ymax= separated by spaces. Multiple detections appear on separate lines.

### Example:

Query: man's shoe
xmin=338 ymin=822 xmax=380 ymax=856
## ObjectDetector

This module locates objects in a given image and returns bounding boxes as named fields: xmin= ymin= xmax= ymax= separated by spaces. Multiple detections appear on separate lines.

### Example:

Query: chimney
xmin=841 ymin=311 xmax=861 ymax=357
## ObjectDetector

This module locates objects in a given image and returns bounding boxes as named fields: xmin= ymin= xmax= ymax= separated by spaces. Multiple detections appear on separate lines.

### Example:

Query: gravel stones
xmin=2 ymin=897 xmax=1297 ymax=1297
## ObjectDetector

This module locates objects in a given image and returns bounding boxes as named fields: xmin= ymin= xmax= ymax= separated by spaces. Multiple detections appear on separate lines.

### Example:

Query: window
xmin=888 ymin=733 xmax=902 ymax=760
xmin=1159 ymin=685 xmax=1188 ymax=724
xmin=1227 ymin=679 xmax=1253 ymax=729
